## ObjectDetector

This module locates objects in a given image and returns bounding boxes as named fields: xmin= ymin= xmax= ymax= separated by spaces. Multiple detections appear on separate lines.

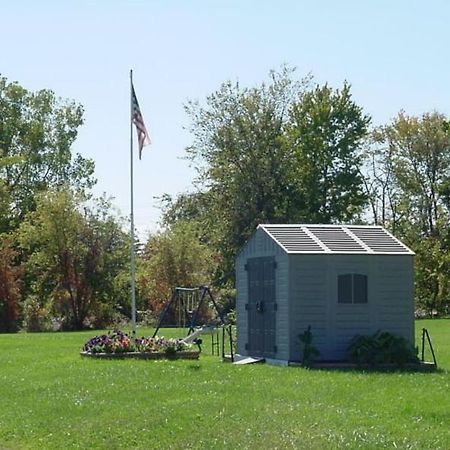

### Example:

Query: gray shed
xmin=236 ymin=224 xmax=415 ymax=363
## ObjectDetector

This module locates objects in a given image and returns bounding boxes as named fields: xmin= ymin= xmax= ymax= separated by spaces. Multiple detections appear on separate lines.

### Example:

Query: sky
xmin=2 ymin=1 xmax=450 ymax=239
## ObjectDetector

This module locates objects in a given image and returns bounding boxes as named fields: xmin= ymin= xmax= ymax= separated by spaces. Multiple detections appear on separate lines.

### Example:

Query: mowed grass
xmin=0 ymin=320 xmax=448 ymax=449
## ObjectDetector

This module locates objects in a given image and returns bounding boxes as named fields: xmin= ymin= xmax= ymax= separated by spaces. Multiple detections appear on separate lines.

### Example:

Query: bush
xmin=89 ymin=303 xmax=118 ymax=330
xmin=346 ymin=331 xmax=419 ymax=366
xmin=22 ymin=296 xmax=51 ymax=332
xmin=298 ymin=325 xmax=320 ymax=367
xmin=137 ymin=309 xmax=157 ymax=327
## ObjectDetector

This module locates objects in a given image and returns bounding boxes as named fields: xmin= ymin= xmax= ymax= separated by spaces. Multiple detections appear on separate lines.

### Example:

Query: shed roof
xmin=259 ymin=224 xmax=414 ymax=255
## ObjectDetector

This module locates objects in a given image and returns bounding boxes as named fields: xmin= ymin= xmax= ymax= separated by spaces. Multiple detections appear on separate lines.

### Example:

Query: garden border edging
xmin=80 ymin=351 xmax=200 ymax=360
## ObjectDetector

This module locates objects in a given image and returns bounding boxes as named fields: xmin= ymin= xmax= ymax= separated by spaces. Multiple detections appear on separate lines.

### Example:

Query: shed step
xmin=233 ymin=356 xmax=265 ymax=365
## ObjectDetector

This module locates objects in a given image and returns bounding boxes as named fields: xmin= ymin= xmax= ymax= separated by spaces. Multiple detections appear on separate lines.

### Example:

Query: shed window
xmin=338 ymin=274 xmax=367 ymax=304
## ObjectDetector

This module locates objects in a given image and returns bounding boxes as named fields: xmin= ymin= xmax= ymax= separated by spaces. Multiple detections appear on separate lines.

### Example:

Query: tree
xmin=139 ymin=220 xmax=217 ymax=318
xmin=0 ymin=75 xmax=95 ymax=231
xmin=160 ymin=192 xmax=211 ymax=228
xmin=362 ymin=141 xmax=403 ymax=232
xmin=365 ymin=111 xmax=450 ymax=315
xmin=0 ymin=236 xmax=21 ymax=332
xmin=285 ymin=82 xmax=370 ymax=223
xmin=182 ymin=68 xmax=370 ymax=287
xmin=17 ymin=189 xmax=129 ymax=330
xmin=373 ymin=112 xmax=450 ymax=237
xmin=184 ymin=67 xmax=307 ymax=285
xmin=414 ymin=236 xmax=450 ymax=316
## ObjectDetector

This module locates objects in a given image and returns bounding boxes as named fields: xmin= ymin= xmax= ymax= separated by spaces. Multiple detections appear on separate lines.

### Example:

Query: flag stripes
xmin=131 ymin=84 xmax=150 ymax=159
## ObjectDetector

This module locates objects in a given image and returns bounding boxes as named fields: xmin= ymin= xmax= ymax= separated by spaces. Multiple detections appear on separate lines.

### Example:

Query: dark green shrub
xmin=299 ymin=325 xmax=320 ymax=367
xmin=90 ymin=303 xmax=118 ymax=330
xmin=347 ymin=331 xmax=419 ymax=366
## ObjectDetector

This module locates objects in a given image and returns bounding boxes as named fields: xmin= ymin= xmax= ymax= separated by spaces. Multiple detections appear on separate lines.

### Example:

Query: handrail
xmin=221 ymin=324 xmax=235 ymax=363
xmin=421 ymin=328 xmax=437 ymax=368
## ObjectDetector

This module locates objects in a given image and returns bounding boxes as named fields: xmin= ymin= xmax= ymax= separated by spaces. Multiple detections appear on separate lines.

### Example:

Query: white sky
xmin=2 ymin=1 xmax=450 ymax=239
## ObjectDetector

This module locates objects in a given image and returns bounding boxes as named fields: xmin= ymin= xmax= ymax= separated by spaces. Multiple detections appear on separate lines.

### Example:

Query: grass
xmin=0 ymin=320 xmax=448 ymax=449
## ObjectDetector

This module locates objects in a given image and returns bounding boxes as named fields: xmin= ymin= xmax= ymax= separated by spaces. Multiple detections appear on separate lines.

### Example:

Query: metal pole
xmin=229 ymin=325 xmax=234 ymax=362
xmin=222 ymin=326 xmax=225 ymax=359
xmin=152 ymin=289 xmax=178 ymax=338
xmin=425 ymin=329 xmax=438 ymax=368
xmin=130 ymin=69 xmax=137 ymax=336
xmin=421 ymin=328 xmax=425 ymax=362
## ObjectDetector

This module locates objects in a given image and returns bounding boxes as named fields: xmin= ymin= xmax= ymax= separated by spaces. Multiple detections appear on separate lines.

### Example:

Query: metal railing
xmin=421 ymin=328 xmax=437 ymax=368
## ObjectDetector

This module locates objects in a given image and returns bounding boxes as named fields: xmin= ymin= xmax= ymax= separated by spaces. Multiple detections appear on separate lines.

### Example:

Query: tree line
xmin=0 ymin=68 xmax=449 ymax=332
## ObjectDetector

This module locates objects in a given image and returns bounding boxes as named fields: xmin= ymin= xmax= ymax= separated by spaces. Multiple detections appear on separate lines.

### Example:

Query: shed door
xmin=247 ymin=257 xmax=276 ymax=357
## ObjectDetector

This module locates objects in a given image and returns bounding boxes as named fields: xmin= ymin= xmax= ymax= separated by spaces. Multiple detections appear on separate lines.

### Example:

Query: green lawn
xmin=0 ymin=320 xmax=448 ymax=449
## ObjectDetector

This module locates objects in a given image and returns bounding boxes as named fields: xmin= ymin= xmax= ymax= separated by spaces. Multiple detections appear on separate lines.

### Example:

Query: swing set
xmin=152 ymin=286 xmax=235 ymax=361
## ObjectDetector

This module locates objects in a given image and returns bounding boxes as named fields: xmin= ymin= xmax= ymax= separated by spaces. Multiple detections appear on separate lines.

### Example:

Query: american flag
xmin=131 ymin=84 xmax=151 ymax=159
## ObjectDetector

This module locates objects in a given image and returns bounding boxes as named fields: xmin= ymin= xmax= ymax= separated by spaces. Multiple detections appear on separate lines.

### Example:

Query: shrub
xmin=346 ymin=331 xmax=419 ymax=366
xmin=137 ymin=309 xmax=157 ymax=327
xmin=22 ymin=296 xmax=51 ymax=332
xmin=89 ymin=303 xmax=118 ymax=330
xmin=298 ymin=325 xmax=320 ymax=367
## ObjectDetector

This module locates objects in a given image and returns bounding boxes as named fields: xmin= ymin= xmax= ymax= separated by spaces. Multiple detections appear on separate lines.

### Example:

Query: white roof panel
xmin=259 ymin=224 xmax=414 ymax=255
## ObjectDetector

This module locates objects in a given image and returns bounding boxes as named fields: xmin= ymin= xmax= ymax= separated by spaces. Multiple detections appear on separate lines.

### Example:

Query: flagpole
xmin=130 ymin=69 xmax=137 ymax=336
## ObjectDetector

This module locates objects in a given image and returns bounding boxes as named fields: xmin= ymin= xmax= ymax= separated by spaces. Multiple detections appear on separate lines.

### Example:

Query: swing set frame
xmin=152 ymin=286 xmax=226 ymax=338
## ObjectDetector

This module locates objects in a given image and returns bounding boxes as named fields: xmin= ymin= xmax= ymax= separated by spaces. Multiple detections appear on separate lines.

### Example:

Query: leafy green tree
xmin=182 ymin=68 xmax=370 ymax=287
xmin=362 ymin=140 xmax=403 ymax=232
xmin=139 ymin=220 xmax=217 ymax=318
xmin=160 ymin=192 xmax=211 ymax=228
xmin=366 ymin=111 xmax=450 ymax=315
xmin=17 ymin=189 xmax=129 ymax=330
xmin=285 ymin=82 xmax=370 ymax=223
xmin=414 ymin=236 xmax=450 ymax=316
xmin=372 ymin=112 xmax=450 ymax=237
xmin=184 ymin=67 xmax=309 ymax=284
xmin=0 ymin=75 xmax=95 ymax=231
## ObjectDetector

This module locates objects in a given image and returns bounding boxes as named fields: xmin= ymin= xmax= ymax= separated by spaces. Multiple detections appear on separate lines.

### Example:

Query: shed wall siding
xmin=289 ymin=254 xmax=414 ymax=361
xmin=236 ymin=228 xmax=289 ymax=360
xmin=288 ymin=255 xmax=330 ymax=360
xmin=373 ymin=255 xmax=415 ymax=344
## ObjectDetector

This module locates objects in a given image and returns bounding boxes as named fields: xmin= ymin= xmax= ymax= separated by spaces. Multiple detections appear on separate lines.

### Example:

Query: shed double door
xmin=246 ymin=257 xmax=276 ymax=357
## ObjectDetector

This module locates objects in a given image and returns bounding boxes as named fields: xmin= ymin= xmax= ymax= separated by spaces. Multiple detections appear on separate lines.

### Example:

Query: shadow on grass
xmin=303 ymin=362 xmax=441 ymax=374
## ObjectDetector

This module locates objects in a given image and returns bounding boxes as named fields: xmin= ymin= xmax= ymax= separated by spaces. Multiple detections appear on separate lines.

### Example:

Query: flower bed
xmin=80 ymin=330 xmax=200 ymax=360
